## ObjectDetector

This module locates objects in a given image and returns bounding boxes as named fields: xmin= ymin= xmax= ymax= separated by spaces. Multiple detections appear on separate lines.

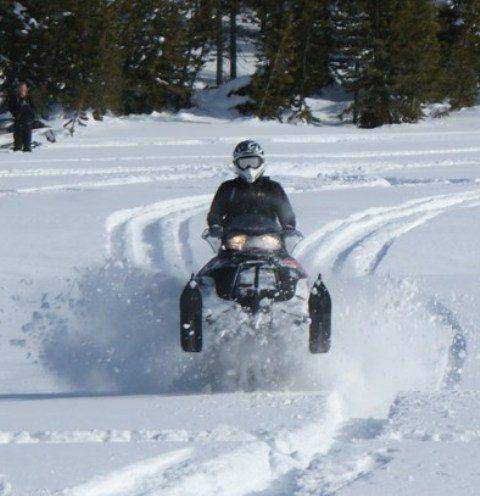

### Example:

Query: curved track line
xmin=297 ymin=189 xmax=480 ymax=276
xmin=106 ymin=195 xmax=211 ymax=275
xmin=152 ymin=204 xmax=210 ymax=275
xmin=0 ymin=176 xmax=158 ymax=198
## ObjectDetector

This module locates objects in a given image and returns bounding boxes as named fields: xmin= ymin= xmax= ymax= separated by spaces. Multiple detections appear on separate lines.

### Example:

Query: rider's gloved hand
xmin=209 ymin=225 xmax=222 ymax=238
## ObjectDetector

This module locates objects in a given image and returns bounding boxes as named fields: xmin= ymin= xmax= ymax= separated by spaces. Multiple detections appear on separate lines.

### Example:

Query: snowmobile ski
xmin=308 ymin=274 xmax=331 ymax=353
xmin=180 ymin=274 xmax=203 ymax=352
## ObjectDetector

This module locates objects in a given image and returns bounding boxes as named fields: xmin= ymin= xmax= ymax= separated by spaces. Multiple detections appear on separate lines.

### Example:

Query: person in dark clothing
xmin=207 ymin=140 xmax=296 ymax=235
xmin=8 ymin=83 xmax=35 ymax=152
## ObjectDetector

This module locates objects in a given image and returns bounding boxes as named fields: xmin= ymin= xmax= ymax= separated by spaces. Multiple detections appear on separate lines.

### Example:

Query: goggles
xmin=235 ymin=156 xmax=263 ymax=170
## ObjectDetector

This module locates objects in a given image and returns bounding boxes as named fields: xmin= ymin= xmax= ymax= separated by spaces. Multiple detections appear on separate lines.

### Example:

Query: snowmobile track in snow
xmin=297 ymin=188 xmax=480 ymax=277
xmin=106 ymin=194 xmax=211 ymax=275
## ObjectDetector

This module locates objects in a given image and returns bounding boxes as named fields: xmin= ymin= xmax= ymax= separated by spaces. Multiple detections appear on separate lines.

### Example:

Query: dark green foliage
xmin=438 ymin=0 xmax=480 ymax=109
xmin=1 ymin=0 xmax=124 ymax=116
xmin=43 ymin=0 xmax=123 ymax=115
xmin=243 ymin=0 xmax=332 ymax=121
xmin=330 ymin=0 xmax=377 ymax=125
xmin=390 ymin=0 xmax=441 ymax=121
xmin=332 ymin=0 xmax=441 ymax=128
xmin=118 ymin=0 xmax=214 ymax=114
xmin=0 ymin=1 xmax=35 ymax=99
xmin=1 ymin=0 xmax=215 ymax=117
xmin=1 ymin=0 xmax=480 ymax=125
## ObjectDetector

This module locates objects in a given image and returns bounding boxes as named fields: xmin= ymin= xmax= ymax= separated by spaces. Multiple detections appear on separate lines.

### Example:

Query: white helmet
xmin=233 ymin=140 xmax=265 ymax=183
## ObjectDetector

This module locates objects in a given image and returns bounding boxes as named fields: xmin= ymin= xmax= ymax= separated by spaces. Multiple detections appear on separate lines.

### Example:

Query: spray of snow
xmin=20 ymin=263 xmax=449 ymax=421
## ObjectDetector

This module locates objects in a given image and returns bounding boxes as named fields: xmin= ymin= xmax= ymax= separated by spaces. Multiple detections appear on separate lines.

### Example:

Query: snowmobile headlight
xmin=258 ymin=234 xmax=282 ymax=250
xmin=226 ymin=234 xmax=247 ymax=251
xmin=246 ymin=234 xmax=282 ymax=251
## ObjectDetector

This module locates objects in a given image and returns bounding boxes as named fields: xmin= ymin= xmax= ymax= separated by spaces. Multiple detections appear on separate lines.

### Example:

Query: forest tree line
xmin=1 ymin=0 xmax=479 ymax=128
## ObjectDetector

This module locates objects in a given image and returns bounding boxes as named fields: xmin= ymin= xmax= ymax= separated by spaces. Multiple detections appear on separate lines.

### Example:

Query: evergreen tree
xmin=389 ymin=0 xmax=441 ymax=122
xmin=332 ymin=0 xmax=441 ymax=128
xmin=293 ymin=0 xmax=332 ymax=119
xmin=244 ymin=0 xmax=331 ymax=121
xmin=438 ymin=0 xmax=480 ymax=109
xmin=118 ymin=0 xmax=214 ymax=113
xmin=5 ymin=0 xmax=473 ymax=125
xmin=330 ymin=0 xmax=373 ymax=124
xmin=247 ymin=3 xmax=298 ymax=120
xmin=19 ymin=0 xmax=123 ymax=118
xmin=0 ymin=1 xmax=36 ymax=101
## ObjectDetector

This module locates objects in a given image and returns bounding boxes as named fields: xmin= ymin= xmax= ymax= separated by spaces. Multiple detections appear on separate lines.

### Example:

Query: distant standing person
xmin=8 ymin=83 xmax=35 ymax=152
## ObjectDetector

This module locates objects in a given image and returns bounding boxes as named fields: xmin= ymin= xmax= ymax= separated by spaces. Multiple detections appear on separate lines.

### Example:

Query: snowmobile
xmin=180 ymin=214 xmax=331 ymax=354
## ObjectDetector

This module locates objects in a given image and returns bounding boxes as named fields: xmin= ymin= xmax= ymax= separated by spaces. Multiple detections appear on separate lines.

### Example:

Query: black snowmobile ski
xmin=308 ymin=275 xmax=331 ymax=353
xmin=180 ymin=274 xmax=203 ymax=352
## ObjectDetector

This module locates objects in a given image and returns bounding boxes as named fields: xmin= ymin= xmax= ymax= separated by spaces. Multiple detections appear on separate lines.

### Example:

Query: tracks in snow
xmin=296 ymin=188 xmax=479 ymax=390
xmin=0 ymin=427 xmax=255 ymax=445
xmin=106 ymin=194 xmax=211 ymax=276
xmin=98 ymin=187 xmax=479 ymax=495
xmin=61 ymin=395 xmax=344 ymax=496
xmin=297 ymin=188 xmax=480 ymax=277
xmin=106 ymin=187 xmax=480 ymax=279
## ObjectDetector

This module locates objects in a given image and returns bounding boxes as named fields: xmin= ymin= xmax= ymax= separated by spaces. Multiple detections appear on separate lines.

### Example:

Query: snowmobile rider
xmin=207 ymin=140 xmax=296 ymax=236
xmin=8 ymin=82 xmax=35 ymax=152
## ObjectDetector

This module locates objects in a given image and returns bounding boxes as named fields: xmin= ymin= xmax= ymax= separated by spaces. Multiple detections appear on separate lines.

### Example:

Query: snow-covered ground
xmin=0 ymin=102 xmax=479 ymax=494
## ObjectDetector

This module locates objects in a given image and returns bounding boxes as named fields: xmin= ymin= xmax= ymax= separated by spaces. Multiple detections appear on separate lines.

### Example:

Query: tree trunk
xmin=353 ymin=59 xmax=359 ymax=124
xmin=229 ymin=0 xmax=237 ymax=80
xmin=216 ymin=2 xmax=223 ymax=86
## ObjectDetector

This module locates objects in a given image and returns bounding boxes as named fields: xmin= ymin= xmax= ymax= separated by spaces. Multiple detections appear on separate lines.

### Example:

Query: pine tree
xmin=330 ymin=0 xmax=373 ymax=124
xmin=248 ymin=4 xmax=298 ymax=120
xmin=332 ymin=0 xmax=441 ymax=128
xmin=331 ymin=0 xmax=394 ymax=127
xmin=438 ymin=0 xmax=480 ymax=109
xmin=0 ymin=1 xmax=37 ymax=102
xmin=22 ymin=0 xmax=123 ymax=118
xmin=118 ymin=0 xmax=214 ymax=114
xmin=243 ymin=0 xmax=331 ymax=121
xmin=389 ymin=0 xmax=441 ymax=122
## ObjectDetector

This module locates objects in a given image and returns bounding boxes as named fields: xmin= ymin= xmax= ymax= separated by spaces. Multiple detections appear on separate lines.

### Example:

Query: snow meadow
xmin=0 ymin=101 xmax=479 ymax=494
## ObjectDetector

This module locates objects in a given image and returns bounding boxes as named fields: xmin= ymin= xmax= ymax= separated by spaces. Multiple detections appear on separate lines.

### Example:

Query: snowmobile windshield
xmin=223 ymin=214 xmax=281 ymax=236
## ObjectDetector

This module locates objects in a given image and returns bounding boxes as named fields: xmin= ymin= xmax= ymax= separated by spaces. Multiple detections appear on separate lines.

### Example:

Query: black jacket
xmin=8 ymin=95 xmax=36 ymax=126
xmin=207 ymin=176 xmax=296 ymax=230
